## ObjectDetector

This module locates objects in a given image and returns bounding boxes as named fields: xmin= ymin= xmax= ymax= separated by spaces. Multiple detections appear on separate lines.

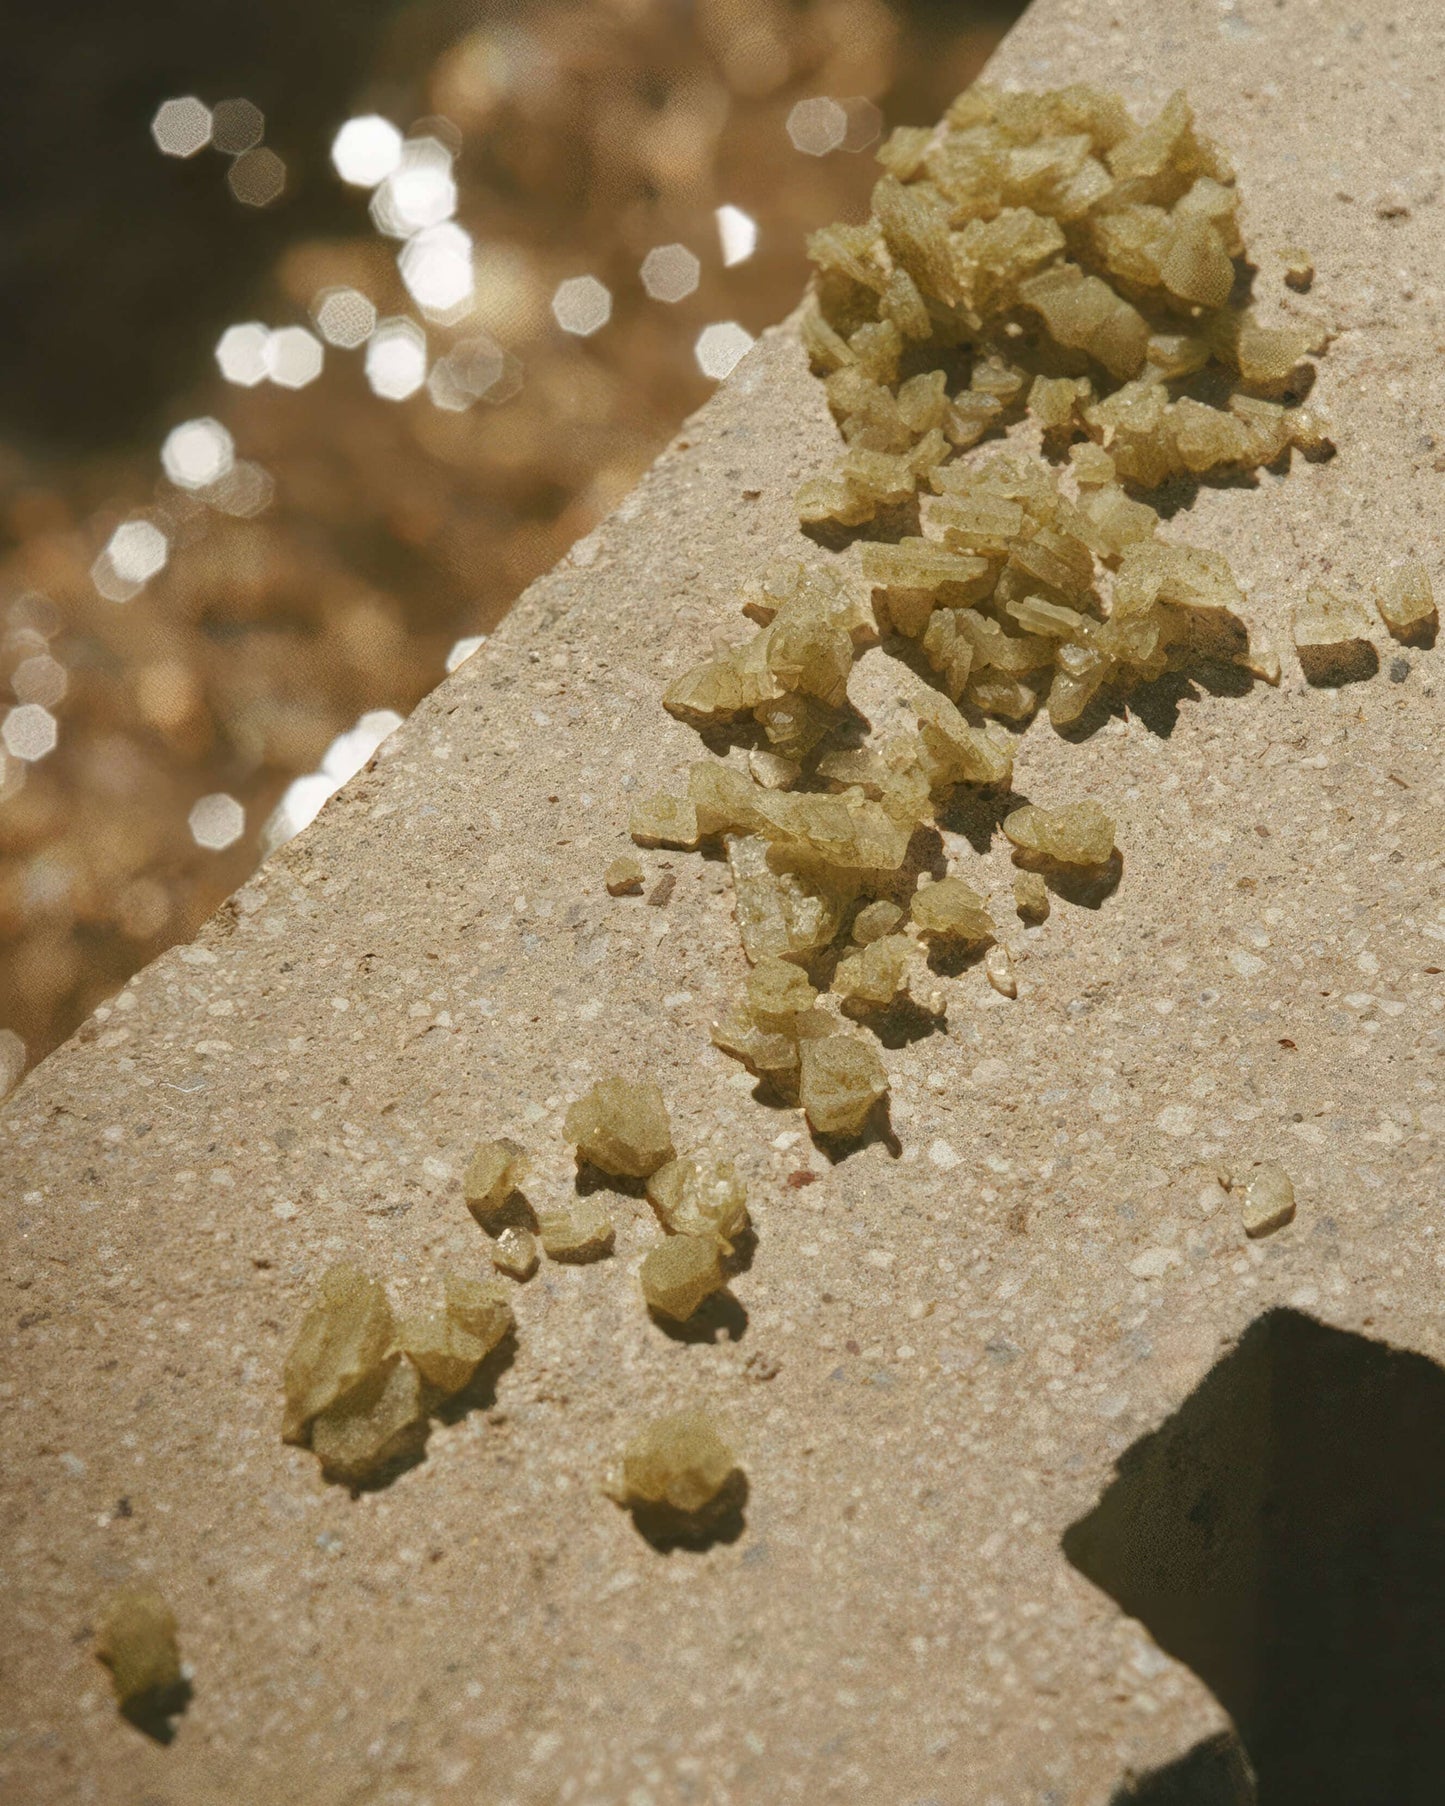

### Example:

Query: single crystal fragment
xmin=852 ymin=899 xmax=905 ymax=944
xmin=910 ymin=876 xmax=995 ymax=945
xmin=282 ymin=1263 xmax=394 ymax=1445
xmin=1292 ymin=586 xmax=1376 ymax=684
xmin=1238 ymin=1162 xmax=1295 ymax=1238
xmin=397 ymin=1310 xmax=487 ymax=1398
xmin=630 ymin=793 xmax=701 ymax=850
xmin=443 ymin=1272 xmax=513 ymax=1356
xmin=605 ymin=855 xmax=645 ymax=895
xmin=491 ymin=1224 xmax=539 ymax=1281
xmin=985 ymin=944 xmax=1018 ymax=998
xmin=799 ymin=1035 xmax=889 ymax=1137
xmin=463 ymin=1137 xmax=528 ymax=1226
xmin=310 ymin=1354 xmax=428 ymax=1483
xmin=1014 ymin=871 xmax=1050 ymax=921
xmin=1280 ymin=247 xmax=1314 ymax=291
xmin=646 ymin=1155 xmax=750 ymax=1252
xmin=748 ymin=749 xmax=801 ymax=789
xmin=641 ymin=1233 xmax=727 ymax=1321
xmin=833 ymin=933 xmax=916 ymax=1012
xmin=1003 ymin=800 xmax=1115 ymax=868
xmin=612 ymin=1408 xmax=739 ymax=1517
xmin=537 ymin=1197 xmax=616 ymax=1262
xmin=96 ymin=1585 xmax=184 ymax=1721
xmin=565 ymin=1077 xmax=675 ymax=1179
xmin=1376 ymin=562 xmax=1436 ymax=643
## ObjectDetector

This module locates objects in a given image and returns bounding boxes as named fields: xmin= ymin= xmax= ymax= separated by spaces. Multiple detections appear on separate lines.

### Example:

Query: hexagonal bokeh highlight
xmin=228 ymin=147 xmax=286 ymax=208
xmin=640 ymin=244 xmax=701 ymax=304
xmin=188 ymin=792 xmax=246 ymax=851
xmin=215 ymin=322 xmax=270 ymax=387
xmin=552 ymin=275 xmax=612 ymax=337
xmin=370 ymin=138 xmax=457 ymax=238
xmin=2 ymin=704 xmax=58 ymax=762
xmin=266 ymin=326 xmax=324 ymax=390
xmin=715 ymin=205 xmax=757 ymax=267
xmin=151 ymin=97 xmax=212 ymax=159
xmin=695 ymin=321 xmax=755 ymax=380
xmin=399 ymin=223 xmax=475 ymax=319
xmin=10 ymin=655 xmax=67 ymax=709
xmin=331 ymin=115 xmax=403 ymax=188
xmin=211 ymin=98 xmax=265 ymax=155
xmin=841 ymin=96 xmax=883 ymax=152
xmin=365 ymin=318 xmax=427 ymax=401
xmin=92 ymin=521 xmax=169 ymax=601
xmin=786 ymin=96 xmax=848 ymax=156
xmin=161 ymin=418 xmax=235 ymax=491
xmin=313 ymin=287 xmax=377 ymax=349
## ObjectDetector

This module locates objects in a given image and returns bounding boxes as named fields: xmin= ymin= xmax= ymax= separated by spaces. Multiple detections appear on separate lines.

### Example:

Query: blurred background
xmin=0 ymin=0 xmax=1023 ymax=1085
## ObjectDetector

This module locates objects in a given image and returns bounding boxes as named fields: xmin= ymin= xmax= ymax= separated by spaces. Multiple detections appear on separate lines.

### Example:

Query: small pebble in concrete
xmin=1239 ymin=1162 xmax=1297 ymax=1238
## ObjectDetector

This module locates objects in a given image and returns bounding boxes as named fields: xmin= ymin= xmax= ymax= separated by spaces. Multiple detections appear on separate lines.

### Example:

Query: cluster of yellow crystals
xmin=282 ymin=1261 xmax=513 ymax=1484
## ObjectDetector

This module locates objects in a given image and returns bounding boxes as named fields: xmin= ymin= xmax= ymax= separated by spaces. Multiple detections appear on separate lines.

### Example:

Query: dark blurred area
xmin=0 ymin=0 xmax=1024 ymax=1084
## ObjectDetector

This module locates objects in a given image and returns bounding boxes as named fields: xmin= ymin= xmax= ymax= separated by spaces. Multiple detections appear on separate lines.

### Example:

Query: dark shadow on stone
xmin=649 ymin=1290 xmax=749 ymax=1345
xmin=938 ymin=783 xmax=1011 ymax=855
xmin=843 ymin=995 xmax=947 ymax=1048
xmin=575 ymin=1164 xmax=648 ymax=1201
xmin=1066 ymin=1309 xmax=1445 ymax=1805
xmin=1298 ymin=640 xmax=1379 ymax=688
xmin=800 ymin=495 xmax=921 ymax=553
xmin=468 ymin=1187 xmax=538 ymax=1235
xmin=431 ymin=1329 xmax=518 ymax=1428
xmin=625 ymin=1468 xmax=750 ymax=1554
xmin=337 ymin=1420 xmax=431 ymax=1496
xmin=119 ymin=1675 xmax=193 ymax=1745
xmin=923 ymin=938 xmax=991 ymax=979
xmin=1112 ymin=1734 xmax=1257 ymax=1805
xmin=811 ymin=1095 xmax=901 ymax=1163
xmin=1124 ymin=662 xmax=1254 ymax=740
xmin=1006 ymin=846 xmax=1121 ymax=910
xmin=1388 ymin=618 xmax=1438 ymax=652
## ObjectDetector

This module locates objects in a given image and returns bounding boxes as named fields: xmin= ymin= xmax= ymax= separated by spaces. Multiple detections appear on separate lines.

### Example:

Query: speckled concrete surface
xmin=6 ymin=2 xmax=1445 ymax=1801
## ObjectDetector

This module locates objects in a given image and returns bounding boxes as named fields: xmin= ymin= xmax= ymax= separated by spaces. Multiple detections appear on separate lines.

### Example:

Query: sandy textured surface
xmin=6 ymin=1 xmax=1445 ymax=1800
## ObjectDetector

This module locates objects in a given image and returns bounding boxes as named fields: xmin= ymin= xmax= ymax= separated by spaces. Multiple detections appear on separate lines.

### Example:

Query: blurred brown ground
xmin=0 ymin=0 xmax=1022 ymax=1078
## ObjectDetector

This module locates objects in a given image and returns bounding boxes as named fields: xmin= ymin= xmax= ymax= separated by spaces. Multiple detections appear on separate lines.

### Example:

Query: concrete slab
xmin=5 ymin=1 xmax=1445 ymax=1800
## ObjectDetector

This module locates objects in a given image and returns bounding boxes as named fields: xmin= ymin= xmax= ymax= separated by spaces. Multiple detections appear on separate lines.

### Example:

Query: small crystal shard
xmin=282 ymin=1263 xmax=394 ymax=1445
xmin=492 ymin=1224 xmax=540 ymax=1281
xmin=565 ymin=1077 xmax=675 ymax=1179
xmin=646 ymin=1155 xmax=749 ymax=1252
xmin=832 ymin=933 xmax=916 ymax=1012
xmin=985 ymin=944 xmax=1018 ymax=998
xmin=605 ymin=855 xmax=645 ymax=895
xmin=310 ymin=1354 xmax=428 ymax=1484
xmin=910 ymin=876 xmax=995 ymax=945
xmin=799 ymin=1034 xmax=889 ymax=1137
xmin=1003 ymin=800 xmax=1115 ymax=868
xmin=613 ymin=1408 xmax=739 ymax=1516
xmin=640 ymin=1233 xmax=727 ymax=1321
xmin=1376 ymin=562 xmax=1436 ymax=643
xmin=1238 ymin=1162 xmax=1295 ymax=1238
xmin=852 ymin=899 xmax=905 ymax=944
xmin=397 ymin=1311 xmax=487 ymax=1398
xmin=463 ymin=1137 xmax=528 ymax=1226
xmin=96 ymin=1585 xmax=184 ymax=1720
xmin=537 ymin=1196 xmax=615 ymax=1262
xmin=1292 ymin=586 xmax=1377 ymax=685
xmin=1014 ymin=871 xmax=1050 ymax=921
xmin=443 ymin=1272 xmax=513 ymax=1357
xmin=629 ymin=793 xmax=701 ymax=850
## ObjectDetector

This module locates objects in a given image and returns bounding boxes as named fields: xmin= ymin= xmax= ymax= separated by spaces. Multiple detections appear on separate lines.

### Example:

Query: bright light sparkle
xmin=208 ymin=462 xmax=275 ymax=518
xmin=400 ymin=222 xmax=475 ymax=318
xmin=695 ymin=321 xmax=755 ymax=380
xmin=11 ymin=655 xmax=66 ymax=708
xmin=716 ymin=204 xmax=758 ymax=267
xmin=446 ymin=635 xmax=486 ymax=672
xmin=151 ymin=97 xmax=212 ymax=159
xmin=640 ymin=243 xmax=701 ymax=303
xmin=188 ymin=792 xmax=245 ymax=851
xmin=264 ymin=709 xmax=404 ymax=851
xmin=365 ymin=318 xmax=427 ymax=401
xmin=107 ymin=521 xmax=169 ymax=584
xmin=331 ymin=115 xmax=404 ymax=188
xmin=314 ymin=287 xmax=377 ymax=349
xmin=552 ymin=275 xmax=611 ymax=336
xmin=162 ymin=418 xmax=235 ymax=490
xmin=3 ymin=704 xmax=58 ymax=762
xmin=787 ymin=96 xmax=848 ymax=156
xmin=370 ymin=139 xmax=457 ymax=238
xmin=216 ymin=322 xmax=271 ymax=386
xmin=266 ymin=326 xmax=324 ymax=390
